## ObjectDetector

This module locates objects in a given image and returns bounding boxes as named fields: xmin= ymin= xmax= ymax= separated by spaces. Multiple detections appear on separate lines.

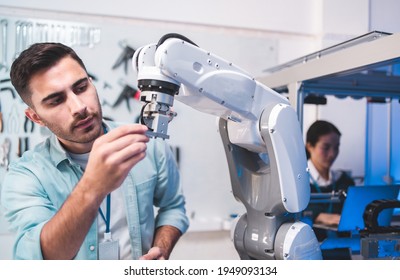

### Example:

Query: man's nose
xmin=68 ymin=93 xmax=87 ymax=115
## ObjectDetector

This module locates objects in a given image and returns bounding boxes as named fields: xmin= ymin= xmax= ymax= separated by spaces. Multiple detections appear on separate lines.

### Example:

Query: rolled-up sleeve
xmin=152 ymin=140 xmax=189 ymax=234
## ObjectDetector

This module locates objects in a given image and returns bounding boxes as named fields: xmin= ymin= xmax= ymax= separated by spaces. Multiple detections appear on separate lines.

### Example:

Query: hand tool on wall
xmin=8 ymin=103 xmax=20 ymax=134
xmin=36 ymin=23 xmax=48 ymax=43
xmin=17 ymin=136 xmax=29 ymax=157
xmin=0 ymin=99 xmax=3 ymax=133
xmin=0 ymin=19 xmax=8 ymax=72
xmin=88 ymin=27 xmax=101 ymax=48
xmin=0 ymin=86 xmax=16 ymax=99
xmin=0 ymin=137 xmax=11 ymax=170
xmin=113 ymin=84 xmax=140 ymax=112
xmin=14 ymin=20 xmax=22 ymax=59
xmin=13 ymin=21 xmax=34 ymax=59
xmin=24 ymin=115 xmax=34 ymax=133
xmin=112 ymin=41 xmax=136 ymax=74
xmin=0 ymin=78 xmax=11 ymax=83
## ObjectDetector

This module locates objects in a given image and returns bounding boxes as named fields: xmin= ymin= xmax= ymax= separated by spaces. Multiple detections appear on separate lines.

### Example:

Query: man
xmin=0 ymin=43 xmax=189 ymax=260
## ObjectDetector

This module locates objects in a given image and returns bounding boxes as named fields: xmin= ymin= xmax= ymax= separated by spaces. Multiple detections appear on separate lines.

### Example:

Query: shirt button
xmin=89 ymin=245 xmax=95 ymax=251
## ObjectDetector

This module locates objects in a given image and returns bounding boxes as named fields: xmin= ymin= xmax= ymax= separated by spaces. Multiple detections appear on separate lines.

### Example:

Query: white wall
xmin=3 ymin=0 xmax=320 ymax=35
xmin=0 ymin=0 xmax=398 ymax=259
xmin=370 ymin=0 xmax=400 ymax=33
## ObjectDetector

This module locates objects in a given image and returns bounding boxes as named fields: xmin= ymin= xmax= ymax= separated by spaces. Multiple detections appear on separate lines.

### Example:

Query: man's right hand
xmin=83 ymin=124 xmax=149 ymax=200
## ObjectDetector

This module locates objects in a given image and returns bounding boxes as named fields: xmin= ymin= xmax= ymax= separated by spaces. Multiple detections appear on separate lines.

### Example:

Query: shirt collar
xmin=48 ymin=119 xmax=113 ymax=167
xmin=48 ymin=133 xmax=70 ymax=167
xmin=307 ymin=159 xmax=333 ymax=187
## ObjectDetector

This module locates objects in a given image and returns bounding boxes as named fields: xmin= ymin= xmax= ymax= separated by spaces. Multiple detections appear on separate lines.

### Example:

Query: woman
xmin=304 ymin=120 xmax=354 ymax=240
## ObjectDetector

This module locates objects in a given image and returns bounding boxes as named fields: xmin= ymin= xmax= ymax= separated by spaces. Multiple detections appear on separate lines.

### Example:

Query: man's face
xmin=26 ymin=56 xmax=103 ymax=153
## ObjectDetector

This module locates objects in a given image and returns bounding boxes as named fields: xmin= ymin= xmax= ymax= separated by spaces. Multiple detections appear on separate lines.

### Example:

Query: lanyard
xmin=98 ymin=125 xmax=114 ymax=240
xmin=99 ymin=194 xmax=111 ymax=233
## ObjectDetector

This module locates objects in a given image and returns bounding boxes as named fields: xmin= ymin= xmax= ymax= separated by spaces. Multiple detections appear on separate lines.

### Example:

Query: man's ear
xmin=25 ymin=107 xmax=45 ymax=126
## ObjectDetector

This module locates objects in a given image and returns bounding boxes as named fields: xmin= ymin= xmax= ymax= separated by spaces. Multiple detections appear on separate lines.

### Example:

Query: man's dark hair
xmin=10 ymin=43 xmax=87 ymax=107
xmin=305 ymin=120 xmax=341 ymax=159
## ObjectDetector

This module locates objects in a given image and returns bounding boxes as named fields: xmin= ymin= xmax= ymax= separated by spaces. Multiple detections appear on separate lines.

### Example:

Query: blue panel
xmin=366 ymin=99 xmax=400 ymax=215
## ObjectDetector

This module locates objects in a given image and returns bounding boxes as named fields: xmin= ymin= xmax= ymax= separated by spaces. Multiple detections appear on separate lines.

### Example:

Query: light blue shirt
xmin=0 ymin=120 xmax=189 ymax=259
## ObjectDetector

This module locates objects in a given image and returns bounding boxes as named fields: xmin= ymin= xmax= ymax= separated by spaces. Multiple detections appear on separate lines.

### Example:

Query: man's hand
xmin=139 ymin=225 xmax=182 ymax=260
xmin=83 ymin=124 xmax=149 ymax=199
xmin=139 ymin=247 xmax=166 ymax=260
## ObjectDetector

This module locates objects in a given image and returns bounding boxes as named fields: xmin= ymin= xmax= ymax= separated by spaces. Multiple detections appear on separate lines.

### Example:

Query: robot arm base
xmin=275 ymin=221 xmax=322 ymax=260
xmin=233 ymin=215 xmax=321 ymax=260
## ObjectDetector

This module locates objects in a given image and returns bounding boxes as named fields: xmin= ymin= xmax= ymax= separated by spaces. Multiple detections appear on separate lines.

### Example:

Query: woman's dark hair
xmin=10 ymin=42 xmax=87 ymax=107
xmin=305 ymin=120 xmax=341 ymax=159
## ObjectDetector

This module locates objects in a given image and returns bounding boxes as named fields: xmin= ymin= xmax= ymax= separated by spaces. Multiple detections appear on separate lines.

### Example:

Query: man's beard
xmin=43 ymin=109 xmax=103 ymax=145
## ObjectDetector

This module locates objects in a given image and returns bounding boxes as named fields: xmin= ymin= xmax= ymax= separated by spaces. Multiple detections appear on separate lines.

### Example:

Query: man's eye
xmin=49 ymin=97 xmax=64 ymax=105
xmin=74 ymin=84 xmax=88 ymax=94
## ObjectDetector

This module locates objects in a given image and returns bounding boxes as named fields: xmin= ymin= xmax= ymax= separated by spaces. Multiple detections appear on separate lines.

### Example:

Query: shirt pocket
xmin=135 ymin=176 xmax=157 ymax=224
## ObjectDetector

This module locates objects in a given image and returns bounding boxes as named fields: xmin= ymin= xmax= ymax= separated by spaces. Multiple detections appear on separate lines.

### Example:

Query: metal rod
xmin=384 ymin=98 xmax=393 ymax=184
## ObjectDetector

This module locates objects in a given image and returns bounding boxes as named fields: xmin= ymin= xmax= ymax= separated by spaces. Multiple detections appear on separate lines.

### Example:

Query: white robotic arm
xmin=133 ymin=33 xmax=321 ymax=260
